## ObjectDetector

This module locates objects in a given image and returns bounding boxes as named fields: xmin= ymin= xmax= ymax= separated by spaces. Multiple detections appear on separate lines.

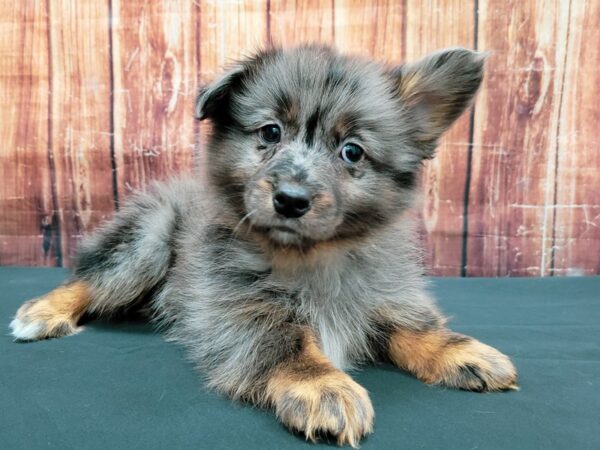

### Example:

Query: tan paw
xmin=390 ymin=329 xmax=518 ymax=392
xmin=10 ymin=282 xmax=90 ymax=341
xmin=270 ymin=371 xmax=374 ymax=447
xmin=436 ymin=336 xmax=518 ymax=392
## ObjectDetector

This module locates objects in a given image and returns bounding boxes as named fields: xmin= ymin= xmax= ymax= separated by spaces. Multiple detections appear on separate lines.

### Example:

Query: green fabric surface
xmin=1 ymin=267 xmax=599 ymax=449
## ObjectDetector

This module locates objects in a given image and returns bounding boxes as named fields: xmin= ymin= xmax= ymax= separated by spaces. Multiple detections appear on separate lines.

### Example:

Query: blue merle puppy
xmin=11 ymin=45 xmax=516 ymax=447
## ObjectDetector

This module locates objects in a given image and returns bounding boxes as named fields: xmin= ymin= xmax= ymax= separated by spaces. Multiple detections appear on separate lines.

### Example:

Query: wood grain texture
xmin=404 ymin=0 xmax=475 ymax=276
xmin=1 ymin=0 xmax=599 ymax=276
xmin=0 ymin=1 xmax=56 ymax=266
xmin=269 ymin=0 xmax=334 ymax=46
xmin=111 ymin=0 xmax=198 ymax=197
xmin=49 ymin=0 xmax=115 ymax=264
xmin=199 ymin=0 xmax=268 ymax=85
xmin=466 ymin=0 xmax=569 ymax=276
xmin=552 ymin=0 xmax=600 ymax=275
xmin=333 ymin=0 xmax=404 ymax=60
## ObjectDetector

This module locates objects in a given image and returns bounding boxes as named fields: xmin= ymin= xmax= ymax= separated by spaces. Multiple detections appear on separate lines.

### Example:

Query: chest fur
xmin=267 ymin=246 xmax=397 ymax=369
xmin=314 ymin=312 xmax=370 ymax=369
xmin=291 ymin=279 xmax=376 ymax=370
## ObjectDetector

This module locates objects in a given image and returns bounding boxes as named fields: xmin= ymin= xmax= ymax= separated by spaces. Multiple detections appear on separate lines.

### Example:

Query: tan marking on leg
xmin=265 ymin=332 xmax=374 ymax=448
xmin=389 ymin=328 xmax=518 ymax=392
xmin=11 ymin=281 xmax=91 ymax=341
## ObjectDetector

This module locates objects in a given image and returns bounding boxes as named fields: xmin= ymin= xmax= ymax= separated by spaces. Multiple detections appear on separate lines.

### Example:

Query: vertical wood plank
xmin=112 ymin=0 xmax=198 ymax=197
xmin=467 ymin=0 xmax=569 ymax=276
xmin=0 ymin=1 xmax=57 ymax=266
xmin=552 ymin=0 xmax=600 ymax=275
xmin=404 ymin=1 xmax=476 ymax=276
xmin=269 ymin=0 xmax=334 ymax=46
xmin=49 ymin=0 xmax=115 ymax=264
xmin=199 ymin=0 xmax=268 ymax=85
xmin=333 ymin=0 xmax=404 ymax=60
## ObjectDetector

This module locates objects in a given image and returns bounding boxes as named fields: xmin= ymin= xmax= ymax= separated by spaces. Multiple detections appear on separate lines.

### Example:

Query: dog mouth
xmin=252 ymin=222 xmax=309 ymax=246
xmin=255 ymin=224 xmax=300 ymax=237
xmin=247 ymin=210 xmax=340 ymax=247
xmin=270 ymin=225 xmax=298 ymax=234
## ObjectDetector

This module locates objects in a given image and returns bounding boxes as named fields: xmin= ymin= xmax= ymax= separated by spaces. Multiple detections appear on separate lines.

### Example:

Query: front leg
xmin=375 ymin=304 xmax=517 ymax=392
xmin=388 ymin=327 xmax=517 ymax=391
xmin=11 ymin=281 xmax=91 ymax=340
xmin=265 ymin=331 xmax=374 ymax=447
xmin=189 ymin=305 xmax=374 ymax=448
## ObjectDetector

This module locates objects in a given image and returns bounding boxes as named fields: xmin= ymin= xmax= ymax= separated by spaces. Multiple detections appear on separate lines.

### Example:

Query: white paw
xmin=10 ymin=317 xmax=44 ymax=341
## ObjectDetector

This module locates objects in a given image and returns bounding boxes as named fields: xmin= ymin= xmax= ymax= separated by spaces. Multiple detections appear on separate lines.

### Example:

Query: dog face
xmin=197 ymin=46 xmax=484 ymax=247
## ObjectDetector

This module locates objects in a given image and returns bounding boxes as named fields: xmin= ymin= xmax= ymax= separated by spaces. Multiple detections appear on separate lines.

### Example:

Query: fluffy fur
xmin=11 ymin=45 xmax=516 ymax=447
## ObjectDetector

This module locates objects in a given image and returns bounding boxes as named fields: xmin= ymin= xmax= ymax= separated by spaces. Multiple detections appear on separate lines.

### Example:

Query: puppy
xmin=11 ymin=45 xmax=516 ymax=447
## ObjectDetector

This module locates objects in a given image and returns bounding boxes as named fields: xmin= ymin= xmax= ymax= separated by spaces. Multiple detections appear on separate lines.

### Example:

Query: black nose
xmin=273 ymin=184 xmax=311 ymax=218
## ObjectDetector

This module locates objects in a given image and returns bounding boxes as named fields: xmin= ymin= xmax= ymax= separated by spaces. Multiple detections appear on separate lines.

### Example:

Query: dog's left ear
xmin=194 ymin=64 xmax=247 ymax=120
xmin=389 ymin=48 xmax=485 ymax=156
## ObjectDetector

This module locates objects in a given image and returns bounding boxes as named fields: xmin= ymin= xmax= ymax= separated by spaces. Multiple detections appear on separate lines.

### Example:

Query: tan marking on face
xmin=257 ymin=178 xmax=272 ymax=193
xmin=264 ymin=238 xmax=354 ymax=273
xmin=310 ymin=191 xmax=334 ymax=213
xmin=282 ymin=102 xmax=300 ymax=124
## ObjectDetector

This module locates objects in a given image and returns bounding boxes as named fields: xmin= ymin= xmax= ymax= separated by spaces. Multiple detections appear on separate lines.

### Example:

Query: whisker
xmin=232 ymin=209 xmax=257 ymax=237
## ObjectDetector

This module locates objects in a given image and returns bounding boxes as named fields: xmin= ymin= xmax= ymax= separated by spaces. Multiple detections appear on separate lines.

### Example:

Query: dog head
xmin=197 ymin=45 xmax=484 ymax=247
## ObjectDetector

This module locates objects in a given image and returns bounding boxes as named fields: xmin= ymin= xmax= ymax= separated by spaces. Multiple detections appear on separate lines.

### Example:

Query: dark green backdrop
xmin=2 ymin=268 xmax=599 ymax=449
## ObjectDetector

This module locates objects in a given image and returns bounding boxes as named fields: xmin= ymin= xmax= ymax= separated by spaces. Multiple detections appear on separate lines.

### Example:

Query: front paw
xmin=10 ymin=283 xmax=90 ymax=341
xmin=10 ymin=298 xmax=80 ymax=341
xmin=390 ymin=328 xmax=517 ymax=392
xmin=269 ymin=371 xmax=374 ymax=447
xmin=436 ymin=335 xmax=518 ymax=392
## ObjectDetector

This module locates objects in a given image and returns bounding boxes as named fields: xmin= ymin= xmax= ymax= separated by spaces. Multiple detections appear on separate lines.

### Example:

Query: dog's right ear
xmin=194 ymin=65 xmax=247 ymax=120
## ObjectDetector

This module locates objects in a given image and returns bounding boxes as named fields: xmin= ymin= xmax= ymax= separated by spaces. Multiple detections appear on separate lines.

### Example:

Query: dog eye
xmin=259 ymin=124 xmax=281 ymax=144
xmin=340 ymin=143 xmax=364 ymax=164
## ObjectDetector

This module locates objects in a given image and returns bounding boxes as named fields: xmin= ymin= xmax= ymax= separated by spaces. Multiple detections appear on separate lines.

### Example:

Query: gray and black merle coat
xmin=11 ymin=45 xmax=517 ymax=447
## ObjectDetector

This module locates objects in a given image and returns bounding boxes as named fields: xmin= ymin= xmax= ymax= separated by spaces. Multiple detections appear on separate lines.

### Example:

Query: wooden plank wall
xmin=0 ymin=0 xmax=598 ymax=276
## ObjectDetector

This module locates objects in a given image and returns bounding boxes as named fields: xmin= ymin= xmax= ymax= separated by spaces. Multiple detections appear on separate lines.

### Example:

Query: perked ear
xmin=194 ymin=64 xmax=247 ymax=120
xmin=389 ymin=48 xmax=486 ymax=154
